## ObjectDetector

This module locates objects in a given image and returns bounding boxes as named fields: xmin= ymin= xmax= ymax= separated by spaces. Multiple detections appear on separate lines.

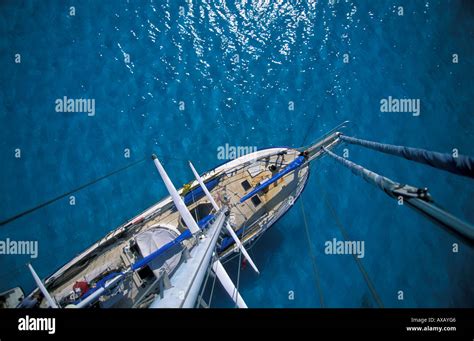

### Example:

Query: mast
xmin=148 ymin=206 xmax=248 ymax=308
xmin=73 ymin=155 xmax=248 ymax=309
xmin=148 ymin=156 xmax=248 ymax=308
xmin=189 ymin=161 xmax=260 ymax=274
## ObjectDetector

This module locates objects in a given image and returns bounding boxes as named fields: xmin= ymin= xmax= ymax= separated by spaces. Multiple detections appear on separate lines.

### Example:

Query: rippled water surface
xmin=0 ymin=0 xmax=473 ymax=307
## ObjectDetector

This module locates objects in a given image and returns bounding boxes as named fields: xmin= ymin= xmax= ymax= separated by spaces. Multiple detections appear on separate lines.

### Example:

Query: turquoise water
xmin=1 ymin=0 xmax=473 ymax=307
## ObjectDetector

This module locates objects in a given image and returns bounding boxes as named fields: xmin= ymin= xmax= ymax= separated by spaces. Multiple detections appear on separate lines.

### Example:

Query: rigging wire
xmin=233 ymin=219 xmax=246 ymax=308
xmin=234 ymin=243 xmax=243 ymax=309
xmin=207 ymin=256 xmax=218 ymax=307
xmin=196 ymin=253 xmax=214 ymax=308
xmin=0 ymin=157 xmax=145 ymax=227
xmin=299 ymin=127 xmax=326 ymax=307
xmin=300 ymin=198 xmax=325 ymax=308
xmin=0 ymin=154 xmax=191 ymax=227
xmin=315 ymin=176 xmax=384 ymax=308
xmin=299 ymin=123 xmax=382 ymax=307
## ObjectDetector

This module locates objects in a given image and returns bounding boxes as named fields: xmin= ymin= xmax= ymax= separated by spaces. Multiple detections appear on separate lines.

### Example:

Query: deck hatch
xmin=241 ymin=180 xmax=251 ymax=191
xmin=250 ymin=195 xmax=261 ymax=207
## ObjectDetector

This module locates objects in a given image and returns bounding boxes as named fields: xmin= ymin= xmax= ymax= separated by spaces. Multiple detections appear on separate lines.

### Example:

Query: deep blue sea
xmin=1 ymin=0 xmax=473 ymax=308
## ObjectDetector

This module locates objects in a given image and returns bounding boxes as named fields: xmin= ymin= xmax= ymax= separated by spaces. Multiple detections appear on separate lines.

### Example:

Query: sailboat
xmin=3 ymin=124 xmax=346 ymax=309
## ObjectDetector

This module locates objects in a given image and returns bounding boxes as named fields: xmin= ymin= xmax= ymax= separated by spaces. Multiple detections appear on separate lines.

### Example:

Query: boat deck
xmin=45 ymin=147 xmax=308 ymax=307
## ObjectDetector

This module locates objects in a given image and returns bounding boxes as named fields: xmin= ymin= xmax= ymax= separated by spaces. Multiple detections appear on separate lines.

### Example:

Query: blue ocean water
xmin=0 ymin=0 xmax=473 ymax=308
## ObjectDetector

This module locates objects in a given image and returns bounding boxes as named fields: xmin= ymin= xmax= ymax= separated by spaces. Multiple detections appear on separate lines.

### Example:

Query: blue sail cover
xmin=340 ymin=135 xmax=474 ymax=179
xmin=239 ymin=156 xmax=305 ymax=203
xmin=183 ymin=177 xmax=220 ymax=205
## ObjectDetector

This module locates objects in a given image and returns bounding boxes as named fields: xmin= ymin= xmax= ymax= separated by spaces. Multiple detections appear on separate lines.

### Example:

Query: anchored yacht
xmin=5 ymin=119 xmax=471 ymax=309
xmin=3 ymin=125 xmax=345 ymax=309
